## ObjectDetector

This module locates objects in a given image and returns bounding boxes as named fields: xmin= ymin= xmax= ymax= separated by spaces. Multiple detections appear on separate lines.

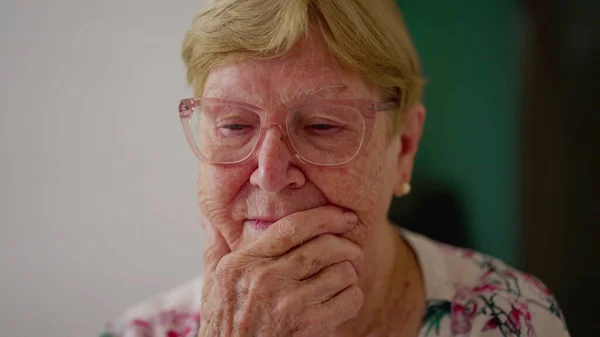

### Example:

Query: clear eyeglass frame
xmin=178 ymin=97 xmax=399 ymax=167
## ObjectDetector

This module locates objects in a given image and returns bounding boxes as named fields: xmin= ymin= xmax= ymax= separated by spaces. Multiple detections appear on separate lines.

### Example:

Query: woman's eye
xmin=304 ymin=123 xmax=345 ymax=136
xmin=309 ymin=124 xmax=338 ymax=131
xmin=223 ymin=124 xmax=249 ymax=131
xmin=215 ymin=122 xmax=256 ymax=138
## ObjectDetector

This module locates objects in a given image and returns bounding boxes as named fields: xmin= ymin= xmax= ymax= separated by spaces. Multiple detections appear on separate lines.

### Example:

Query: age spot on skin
xmin=281 ymin=237 xmax=293 ymax=247
xmin=294 ymin=254 xmax=307 ymax=264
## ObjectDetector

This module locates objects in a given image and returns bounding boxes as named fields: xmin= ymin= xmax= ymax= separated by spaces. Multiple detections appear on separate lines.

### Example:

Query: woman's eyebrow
xmin=202 ymin=87 xmax=249 ymax=100
xmin=288 ymin=83 xmax=349 ymax=102
xmin=203 ymin=83 xmax=349 ymax=106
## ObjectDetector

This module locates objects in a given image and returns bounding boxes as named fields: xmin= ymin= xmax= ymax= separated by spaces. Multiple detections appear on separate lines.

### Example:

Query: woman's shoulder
xmin=100 ymin=276 xmax=203 ymax=337
xmin=402 ymin=230 xmax=570 ymax=337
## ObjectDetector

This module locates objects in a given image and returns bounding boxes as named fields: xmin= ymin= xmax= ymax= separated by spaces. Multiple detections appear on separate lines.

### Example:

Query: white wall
xmin=0 ymin=1 xmax=206 ymax=336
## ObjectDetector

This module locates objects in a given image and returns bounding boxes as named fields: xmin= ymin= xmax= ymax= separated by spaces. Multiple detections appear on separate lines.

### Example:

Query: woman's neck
xmin=334 ymin=222 xmax=425 ymax=337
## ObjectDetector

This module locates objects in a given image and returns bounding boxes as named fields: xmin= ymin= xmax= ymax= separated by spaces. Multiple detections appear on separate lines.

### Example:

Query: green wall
xmin=398 ymin=1 xmax=520 ymax=264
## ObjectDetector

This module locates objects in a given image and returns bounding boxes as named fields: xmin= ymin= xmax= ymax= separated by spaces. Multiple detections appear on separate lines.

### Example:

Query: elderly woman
xmin=102 ymin=0 xmax=569 ymax=336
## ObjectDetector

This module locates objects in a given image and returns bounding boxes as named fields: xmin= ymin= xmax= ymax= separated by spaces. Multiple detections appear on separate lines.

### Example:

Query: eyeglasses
xmin=178 ymin=98 xmax=398 ymax=167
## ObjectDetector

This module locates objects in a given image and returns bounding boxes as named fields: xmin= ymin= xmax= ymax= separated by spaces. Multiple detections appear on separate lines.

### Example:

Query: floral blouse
xmin=100 ymin=230 xmax=570 ymax=337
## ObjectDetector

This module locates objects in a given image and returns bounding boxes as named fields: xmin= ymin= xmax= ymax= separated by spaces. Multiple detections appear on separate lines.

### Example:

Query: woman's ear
xmin=394 ymin=104 xmax=426 ymax=197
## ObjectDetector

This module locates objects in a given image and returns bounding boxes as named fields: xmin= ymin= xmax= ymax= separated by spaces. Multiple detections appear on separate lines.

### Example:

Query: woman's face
xmin=197 ymin=36 xmax=423 ymax=251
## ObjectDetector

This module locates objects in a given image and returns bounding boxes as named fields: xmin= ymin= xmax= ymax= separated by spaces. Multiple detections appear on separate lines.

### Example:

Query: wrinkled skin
xmin=196 ymin=33 xmax=426 ymax=337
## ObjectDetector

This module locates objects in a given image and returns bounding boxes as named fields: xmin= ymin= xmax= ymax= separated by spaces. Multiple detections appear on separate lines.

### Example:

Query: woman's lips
xmin=246 ymin=219 xmax=276 ymax=231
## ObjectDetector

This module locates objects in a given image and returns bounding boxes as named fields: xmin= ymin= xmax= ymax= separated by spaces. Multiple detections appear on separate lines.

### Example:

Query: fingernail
xmin=344 ymin=211 xmax=358 ymax=225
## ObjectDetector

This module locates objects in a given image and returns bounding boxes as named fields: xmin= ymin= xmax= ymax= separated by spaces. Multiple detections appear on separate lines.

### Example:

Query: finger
xmin=202 ymin=218 xmax=231 ymax=273
xmin=247 ymin=205 xmax=357 ymax=257
xmin=316 ymin=285 xmax=364 ymax=326
xmin=299 ymin=261 xmax=358 ymax=304
xmin=283 ymin=234 xmax=364 ymax=279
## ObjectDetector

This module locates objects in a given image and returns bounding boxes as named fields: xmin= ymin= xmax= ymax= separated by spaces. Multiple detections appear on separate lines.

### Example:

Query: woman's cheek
xmin=197 ymin=180 xmax=248 ymax=248
xmin=197 ymin=165 xmax=250 ymax=225
xmin=314 ymin=161 xmax=384 ymax=212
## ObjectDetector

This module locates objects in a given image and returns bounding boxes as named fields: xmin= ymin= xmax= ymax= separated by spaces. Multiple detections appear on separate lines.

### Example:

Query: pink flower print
xmin=473 ymin=283 xmax=501 ymax=294
xmin=438 ymin=243 xmax=475 ymax=258
xmin=509 ymin=298 xmax=536 ymax=337
xmin=171 ymin=311 xmax=194 ymax=327
xmin=511 ymin=298 xmax=532 ymax=319
xmin=505 ymin=307 xmax=538 ymax=337
xmin=450 ymin=287 xmax=478 ymax=334
xmin=155 ymin=310 xmax=197 ymax=330
xmin=166 ymin=327 xmax=192 ymax=337
xmin=506 ymin=308 xmax=523 ymax=332
xmin=482 ymin=297 xmax=536 ymax=337
xmin=522 ymin=273 xmax=552 ymax=296
xmin=130 ymin=319 xmax=153 ymax=337
xmin=132 ymin=319 xmax=151 ymax=328
xmin=461 ymin=249 xmax=475 ymax=258
xmin=483 ymin=317 xmax=500 ymax=331
xmin=503 ymin=269 xmax=518 ymax=279
xmin=451 ymin=304 xmax=474 ymax=334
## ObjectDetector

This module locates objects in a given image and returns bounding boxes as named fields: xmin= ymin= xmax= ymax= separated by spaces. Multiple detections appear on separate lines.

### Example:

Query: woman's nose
xmin=249 ymin=126 xmax=306 ymax=193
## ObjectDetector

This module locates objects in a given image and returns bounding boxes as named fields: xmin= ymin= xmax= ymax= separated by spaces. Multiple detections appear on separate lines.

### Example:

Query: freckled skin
xmin=197 ymin=37 xmax=400 ymax=253
xmin=197 ymin=33 xmax=426 ymax=337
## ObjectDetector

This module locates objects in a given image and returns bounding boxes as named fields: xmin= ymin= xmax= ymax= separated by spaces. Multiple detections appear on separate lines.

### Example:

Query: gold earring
xmin=401 ymin=183 xmax=411 ymax=196
xmin=395 ymin=182 xmax=412 ymax=196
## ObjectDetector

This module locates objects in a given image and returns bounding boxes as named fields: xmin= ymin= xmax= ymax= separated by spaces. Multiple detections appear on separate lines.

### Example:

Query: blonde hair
xmin=182 ymin=0 xmax=424 ymax=130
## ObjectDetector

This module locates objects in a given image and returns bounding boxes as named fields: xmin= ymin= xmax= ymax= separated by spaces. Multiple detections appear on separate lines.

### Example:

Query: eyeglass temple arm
xmin=374 ymin=101 xmax=399 ymax=112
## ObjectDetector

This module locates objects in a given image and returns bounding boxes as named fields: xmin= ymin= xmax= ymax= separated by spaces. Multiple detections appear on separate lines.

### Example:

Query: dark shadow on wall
xmin=388 ymin=175 xmax=470 ymax=249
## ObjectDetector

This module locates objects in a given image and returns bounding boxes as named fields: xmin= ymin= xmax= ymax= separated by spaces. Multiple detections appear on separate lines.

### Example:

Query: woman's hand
xmin=198 ymin=206 xmax=364 ymax=337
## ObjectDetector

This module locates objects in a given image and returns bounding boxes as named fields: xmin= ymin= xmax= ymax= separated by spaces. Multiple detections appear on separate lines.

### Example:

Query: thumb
xmin=201 ymin=218 xmax=231 ymax=273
